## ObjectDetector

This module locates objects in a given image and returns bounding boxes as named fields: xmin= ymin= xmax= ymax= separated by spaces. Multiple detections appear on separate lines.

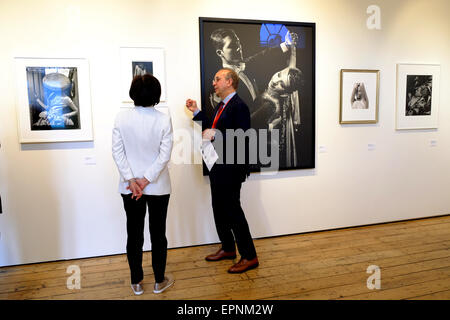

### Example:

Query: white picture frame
xmin=340 ymin=69 xmax=379 ymax=124
xmin=396 ymin=63 xmax=440 ymax=130
xmin=14 ymin=57 xmax=93 ymax=143
xmin=119 ymin=47 xmax=167 ymax=105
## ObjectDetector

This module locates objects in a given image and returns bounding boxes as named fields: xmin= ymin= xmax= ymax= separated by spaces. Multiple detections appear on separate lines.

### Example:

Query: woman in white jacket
xmin=112 ymin=74 xmax=174 ymax=295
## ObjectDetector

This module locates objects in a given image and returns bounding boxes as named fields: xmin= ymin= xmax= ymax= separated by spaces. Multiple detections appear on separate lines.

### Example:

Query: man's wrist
xmin=128 ymin=178 xmax=136 ymax=183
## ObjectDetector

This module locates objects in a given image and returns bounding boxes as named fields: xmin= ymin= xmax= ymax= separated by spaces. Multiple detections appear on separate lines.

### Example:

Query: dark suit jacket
xmin=193 ymin=93 xmax=251 ymax=183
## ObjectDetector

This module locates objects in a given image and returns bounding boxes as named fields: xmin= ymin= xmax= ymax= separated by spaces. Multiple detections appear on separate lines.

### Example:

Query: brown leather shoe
xmin=205 ymin=249 xmax=237 ymax=261
xmin=228 ymin=257 xmax=259 ymax=273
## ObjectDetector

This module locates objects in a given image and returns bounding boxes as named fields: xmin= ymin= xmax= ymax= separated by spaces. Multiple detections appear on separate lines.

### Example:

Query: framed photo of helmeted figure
xmin=14 ymin=57 xmax=93 ymax=143
xmin=396 ymin=63 xmax=440 ymax=130
xmin=199 ymin=17 xmax=316 ymax=173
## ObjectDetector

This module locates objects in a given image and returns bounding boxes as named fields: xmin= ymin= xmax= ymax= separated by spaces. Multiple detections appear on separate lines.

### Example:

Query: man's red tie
xmin=211 ymin=101 xmax=225 ymax=129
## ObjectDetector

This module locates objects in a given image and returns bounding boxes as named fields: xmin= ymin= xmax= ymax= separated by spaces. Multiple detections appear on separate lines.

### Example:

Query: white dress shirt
xmin=112 ymin=106 xmax=173 ymax=195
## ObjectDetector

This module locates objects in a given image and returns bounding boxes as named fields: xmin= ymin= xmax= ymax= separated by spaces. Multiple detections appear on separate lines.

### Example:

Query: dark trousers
xmin=209 ymin=170 xmax=257 ymax=260
xmin=121 ymin=193 xmax=170 ymax=284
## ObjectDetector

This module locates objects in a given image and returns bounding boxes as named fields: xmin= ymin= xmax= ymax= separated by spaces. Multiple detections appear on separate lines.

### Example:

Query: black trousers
xmin=121 ymin=193 xmax=170 ymax=284
xmin=209 ymin=168 xmax=257 ymax=260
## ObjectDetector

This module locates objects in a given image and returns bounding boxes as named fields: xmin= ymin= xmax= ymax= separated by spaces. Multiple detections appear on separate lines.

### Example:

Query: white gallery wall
xmin=0 ymin=0 xmax=449 ymax=267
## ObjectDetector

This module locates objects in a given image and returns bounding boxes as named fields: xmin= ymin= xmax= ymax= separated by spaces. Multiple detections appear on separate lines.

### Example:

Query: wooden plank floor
xmin=0 ymin=215 xmax=449 ymax=300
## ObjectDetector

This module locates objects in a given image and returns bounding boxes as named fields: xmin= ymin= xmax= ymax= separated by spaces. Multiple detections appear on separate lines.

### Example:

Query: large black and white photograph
xmin=120 ymin=47 xmax=167 ymax=104
xmin=26 ymin=67 xmax=81 ymax=131
xmin=199 ymin=17 xmax=315 ymax=172
xmin=396 ymin=64 xmax=440 ymax=130
xmin=405 ymin=75 xmax=432 ymax=116
xmin=340 ymin=69 xmax=379 ymax=124
xmin=14 ymin=57 xmax=93 ymax=143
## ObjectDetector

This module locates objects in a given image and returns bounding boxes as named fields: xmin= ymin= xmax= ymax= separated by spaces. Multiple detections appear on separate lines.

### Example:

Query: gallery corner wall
xmin=0 ymin=0 xmax=449 ymax=266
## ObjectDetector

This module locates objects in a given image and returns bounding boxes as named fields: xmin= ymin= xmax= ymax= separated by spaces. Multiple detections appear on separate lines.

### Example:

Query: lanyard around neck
xmin=211 ymin=100 xmax=230 ymax=129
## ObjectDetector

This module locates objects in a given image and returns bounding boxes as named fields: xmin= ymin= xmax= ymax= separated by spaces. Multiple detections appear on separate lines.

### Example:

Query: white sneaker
xmin=153 ymin=275 xmax=174 ymax=294
xmin=131 ymin=283 xmax=144 ymax=295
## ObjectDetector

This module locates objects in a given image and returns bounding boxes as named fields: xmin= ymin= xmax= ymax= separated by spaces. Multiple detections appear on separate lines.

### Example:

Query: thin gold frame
xmin=339 ymin=69 xmax=380 ymax=124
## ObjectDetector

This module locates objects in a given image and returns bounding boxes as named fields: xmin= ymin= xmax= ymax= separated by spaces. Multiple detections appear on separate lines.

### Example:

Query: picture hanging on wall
xmin=396 ymin=63 xmax=440 ymax=130
xmin=199 ymin=17 xmax=316 ymax=172
xmin=14 ymin=57 xmax=93 ymax=143
xmin=339 ymin=69 xmax=379 ymax=124
xmin=119 ymin=47 xmax=167 ymax=105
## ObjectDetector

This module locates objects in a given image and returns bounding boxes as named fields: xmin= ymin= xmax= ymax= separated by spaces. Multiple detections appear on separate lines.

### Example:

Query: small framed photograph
xmin=14 ymin=57 xmax=93 ymax=143
xmin=119 ymin=47 xmax=167 ymax=104
xmin=340 ymin=69 xmax=379 ymax=124
xmin=396 ymin=63 xmax=440 ymax=130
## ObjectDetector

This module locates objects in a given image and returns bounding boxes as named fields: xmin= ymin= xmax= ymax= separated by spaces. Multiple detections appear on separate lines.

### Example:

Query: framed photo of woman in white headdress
xmin=340 ymin=69 xmax=379 ymax=124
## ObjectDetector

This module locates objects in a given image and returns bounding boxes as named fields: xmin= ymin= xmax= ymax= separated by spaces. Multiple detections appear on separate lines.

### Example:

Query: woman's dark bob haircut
xmin=129 ymin=74 xmax=161 ymax=107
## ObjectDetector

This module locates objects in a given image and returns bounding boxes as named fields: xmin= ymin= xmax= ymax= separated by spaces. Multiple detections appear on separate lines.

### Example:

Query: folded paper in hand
xmin=201 ymin=140 xmax=218 ymax=171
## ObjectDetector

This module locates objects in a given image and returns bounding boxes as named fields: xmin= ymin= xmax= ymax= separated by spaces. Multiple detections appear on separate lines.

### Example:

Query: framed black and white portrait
xmin=340 ymin=69 xmax=379 ymax=124
xmin=396 ymin=63 xmax=440 ymax=130
xmin=119 ymin=47 xmax=167 ymax=105
xmin=14 ymin=57 xmax=93 ymax=143
xmin=199 ymin=17 xmax=316 ymax=172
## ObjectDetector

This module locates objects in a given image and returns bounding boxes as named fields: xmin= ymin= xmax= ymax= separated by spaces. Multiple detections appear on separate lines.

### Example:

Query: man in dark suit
xmin=186 ymin=68 xmax=259 ymax=273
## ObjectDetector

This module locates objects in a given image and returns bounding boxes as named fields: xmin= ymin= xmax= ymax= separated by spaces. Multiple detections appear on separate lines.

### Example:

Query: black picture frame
xmin=199 ymin=17 xmax=315 ymax=173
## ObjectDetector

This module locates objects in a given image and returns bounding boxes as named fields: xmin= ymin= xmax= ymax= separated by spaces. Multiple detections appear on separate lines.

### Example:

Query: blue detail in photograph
xmin=259 ymin=24 xmax=305 ymax=48
xmin=43 ymin=91 xmax=70 ymax=128
xmin=42 ymin=73 xmax=73 ymax=128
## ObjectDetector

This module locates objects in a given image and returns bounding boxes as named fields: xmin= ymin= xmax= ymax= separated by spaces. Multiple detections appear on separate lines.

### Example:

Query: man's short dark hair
xmin=129 ymin=74 xmax=161 ymax=107
xmin=210 ymin=28 xmax=237 ymax=50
